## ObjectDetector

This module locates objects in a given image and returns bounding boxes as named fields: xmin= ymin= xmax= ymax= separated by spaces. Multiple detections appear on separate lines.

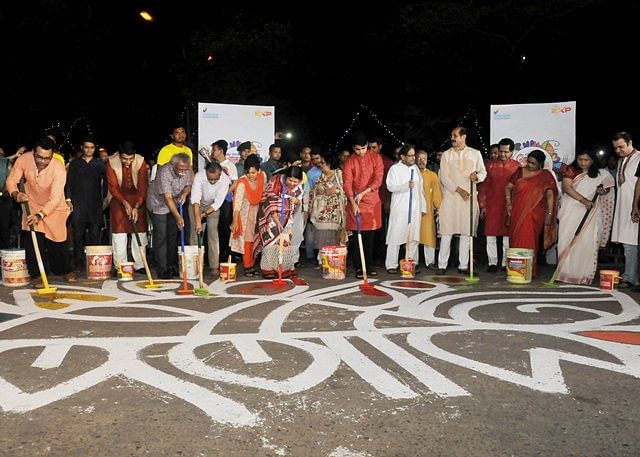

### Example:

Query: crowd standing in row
xmin=0 ymin=127 xmax=638 ymax=289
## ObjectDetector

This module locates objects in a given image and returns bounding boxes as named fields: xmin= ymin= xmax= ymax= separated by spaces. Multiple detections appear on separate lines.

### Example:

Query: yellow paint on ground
xmin=32 ymin=292 xmax=116 ymax=310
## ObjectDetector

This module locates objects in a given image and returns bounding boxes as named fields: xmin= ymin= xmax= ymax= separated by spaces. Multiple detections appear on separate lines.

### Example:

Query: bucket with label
xmin=177 ymin=246 xmax=199 ymax=279
xmin=399 ymin=258 xmax=416 ymax=278
xmin=599 ymin=270 xmax=620 ymax=291
xmin=220 ymin=262 xmax=237 ymax=282
xmin=506 ymin=248 xmax=534 ymax=284
xmin=320 ymin=245 xmax=347 ymax=280
xmin=1 ymin=249 xmax=30 ymax=287
xmin=85 ymin=245 xmax=113 ymax=280
xmin=118 ymin=262 xmax=135 ymax=281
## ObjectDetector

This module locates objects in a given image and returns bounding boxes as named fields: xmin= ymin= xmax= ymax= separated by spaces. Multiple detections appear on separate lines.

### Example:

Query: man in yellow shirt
xmin=156 ymin=126 xmax=193 ymax=166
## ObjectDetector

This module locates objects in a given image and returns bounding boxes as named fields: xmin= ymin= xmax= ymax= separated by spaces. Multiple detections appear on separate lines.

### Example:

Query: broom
xmin=176 ymin=202 xmax=194 ymax=295
xmin=356 ymin=212 xmax=388 ymax=296
xmin=19 ymin=181 xmax=57 ymax=295
xmin=194 ymin=225 xmax=213 ymax=296
xmin=128 ymin=215 xmax=160 ymax=289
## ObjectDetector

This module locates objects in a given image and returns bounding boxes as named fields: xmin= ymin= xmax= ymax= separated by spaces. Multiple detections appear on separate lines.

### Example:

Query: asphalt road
xmin=1 ymin=266 xmax=639 ymax=456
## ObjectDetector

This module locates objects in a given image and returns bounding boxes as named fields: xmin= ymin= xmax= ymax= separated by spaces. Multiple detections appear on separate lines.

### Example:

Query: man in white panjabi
xmin=610 ymin=131 xmax=639 ymax=287
xmin=436 ymin=126 xmax=487 ymax=274
xmin=385 ymin=144 xmax=426 ymax=273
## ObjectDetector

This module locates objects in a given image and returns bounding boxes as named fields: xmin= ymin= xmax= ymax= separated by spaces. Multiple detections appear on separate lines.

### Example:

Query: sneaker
xmin=355 ymin=269 xmax=364 ymax=279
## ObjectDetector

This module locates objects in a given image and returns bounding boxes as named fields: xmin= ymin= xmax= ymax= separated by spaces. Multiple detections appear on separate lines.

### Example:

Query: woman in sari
xmin=556 ymin=150 xmax=614 ymax=284
xmin=230 ymin=155 xmax=266 ymax=276
xmin=309 ymin=150 xmax=347 ymax=268
xmin=253 ymin=166 xmax=304 ymax=279
xmin=505 ymin=149 xmax=558 ymax=277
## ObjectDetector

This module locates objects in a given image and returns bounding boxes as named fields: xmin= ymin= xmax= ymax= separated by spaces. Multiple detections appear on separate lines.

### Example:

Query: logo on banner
xmin=551 ymin=106 xmax=572 ymax=114
xmin=492 ymin=108 xmax=511 ymax=120
xmin=254 ymin=110 xmax=273 ymax=117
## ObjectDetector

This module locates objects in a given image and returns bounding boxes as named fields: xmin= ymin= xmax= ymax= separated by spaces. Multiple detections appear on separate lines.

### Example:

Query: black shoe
xmin=435 ymin=268 xmax=446 ymax=275
xmin=136 ymin=268 xmax=146 ymax=275
xmin=487 ymin=265 xmax=498 ymax=273
xmin=426 ymin=263 xmax=437 ymax=270
xmin=386 ymin=268 xmax=398 ymax=274
xmin=457 ymin=268 xmax=469 ymax=275
xmin=369 ymin=269 xmax=378 ymax=276
xmin=294 ymin=261 xmax=306 ymax=268
xmin=355 ymin=269 xmax=364 ymax=279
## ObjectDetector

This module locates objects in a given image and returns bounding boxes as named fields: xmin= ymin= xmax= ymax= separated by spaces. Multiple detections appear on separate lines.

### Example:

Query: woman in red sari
xmin=505 ymin=149 xmax=558 ymax=276
xmin=253 ymin=166 xmax=303 ymax=279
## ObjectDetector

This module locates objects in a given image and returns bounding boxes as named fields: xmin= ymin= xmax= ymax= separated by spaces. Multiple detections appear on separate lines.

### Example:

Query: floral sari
xmin=556 ymin=169 xmax=615 ymax=284
xmin=253 ymin=174 xmax=303 ymax=277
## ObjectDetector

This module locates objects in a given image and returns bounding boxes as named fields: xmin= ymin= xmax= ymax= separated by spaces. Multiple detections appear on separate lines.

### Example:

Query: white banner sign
xmin=197 ymin=102 xmax=275 ymax=170
xmin=490 ymin=101 xmax=576 ymax=169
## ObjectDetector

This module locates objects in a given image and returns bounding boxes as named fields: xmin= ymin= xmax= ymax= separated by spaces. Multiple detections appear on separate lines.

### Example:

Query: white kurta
xmin=386 ymin=163 xmax=426 ymax=245
xmin=438 ymin=146 xmax=486 ymax=236
xmin=611 ymin=151 xmax=640 ymax=245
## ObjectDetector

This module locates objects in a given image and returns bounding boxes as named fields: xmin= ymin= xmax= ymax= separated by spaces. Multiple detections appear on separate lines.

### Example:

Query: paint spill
xmin=424 ymin=275 xmax=467 ymax=284
xmin=389 ymin=281 xmax=435 ymax=289
xmin=579 ymin=331 xmax=640 ymax=346
xmin=32 ymin=292 xmax=116 ymax=310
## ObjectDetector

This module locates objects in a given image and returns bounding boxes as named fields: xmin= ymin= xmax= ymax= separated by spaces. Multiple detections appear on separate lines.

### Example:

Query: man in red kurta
xmin=106 ymin=141 xmax=149 ymax=273
xmin=478 ymin=137 xmax=520 ymax=272
xmin=6 ymin=136 xmax=76 ymax=284
xmin=343 ymin=131 xmax=384 ymax=278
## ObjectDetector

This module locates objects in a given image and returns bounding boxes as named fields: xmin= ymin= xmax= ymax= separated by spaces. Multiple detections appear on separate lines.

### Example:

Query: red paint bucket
xmin=85 ymin=246 xmax=113 ymax=280
xmin=599 ymin=270 xmax=619 ymax=291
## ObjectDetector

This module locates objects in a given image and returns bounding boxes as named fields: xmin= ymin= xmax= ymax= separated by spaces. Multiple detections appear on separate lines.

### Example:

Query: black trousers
xmin=72 ymin=220 xmax=101 ymax=269
xmin=218 ymin=199 xmax=232 ymax=263
xmin=0 ymin=196 xmax=12 ymax=249
xmin=351 ymin=229 xmax=376 ymax=272
xmin=150 ymin=212 xmax=178 ymax=273
xmin=23 ymin=230 xmax=72 ymax=278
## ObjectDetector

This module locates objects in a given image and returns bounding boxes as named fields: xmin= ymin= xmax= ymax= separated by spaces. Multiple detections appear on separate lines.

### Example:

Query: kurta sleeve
xmin=418 ymin=172 xmax=427 ymax=213
xmin=432 ymin=174 xmax=442 ymax=210
xmin=106 ymin=162 xmax=126 ymax=204
xmin=385 ymin=166 xmax=408 ymax=193
xmin=42 ymin=162 xmax=66 ymax=216
xmin=475 ymin=151 xmax=487 ymax=183
xmin=369 ymin=153 xmax=384 ymax=191
xmin=439 ymin=154 xmax=457 ymax=193
xmin=135 ymin=162 xmax=149 ymax=208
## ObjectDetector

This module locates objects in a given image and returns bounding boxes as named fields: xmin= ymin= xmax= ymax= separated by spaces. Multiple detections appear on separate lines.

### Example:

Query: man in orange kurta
xmin=343 ymin=131 xmax=384 ymax=277
xmin=6 ymin=136 xmax=76 ymax=283
xmin=106 ymin=141 xmax=149 ymax=272
xmin=478 ymin=137 xmax=520 ymax=272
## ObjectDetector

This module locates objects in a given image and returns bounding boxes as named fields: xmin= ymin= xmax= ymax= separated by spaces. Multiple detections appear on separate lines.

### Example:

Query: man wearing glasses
xmin=6 ymin=136 xmax=77 ymax=284
xmin=191 ymin=160 xmax=230 ymax=277
xmin=384 ymin=144 xmax=426 ymax=273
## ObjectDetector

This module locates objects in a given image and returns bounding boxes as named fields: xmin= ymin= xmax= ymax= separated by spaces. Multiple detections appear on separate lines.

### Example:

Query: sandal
xmin=244 ymin=267 xmax=256 ymax=277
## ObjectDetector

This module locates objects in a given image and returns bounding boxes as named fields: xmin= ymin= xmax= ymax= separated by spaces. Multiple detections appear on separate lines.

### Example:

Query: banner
xmin=489 ymin=101 xmax=576 ymax=170
xmin=197 ymin=102 xmax=275 ymax=170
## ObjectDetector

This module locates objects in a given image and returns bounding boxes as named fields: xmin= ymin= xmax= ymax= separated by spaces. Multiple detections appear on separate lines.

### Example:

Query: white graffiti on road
xmin=0 ymin=278 xmax=639 ymax=426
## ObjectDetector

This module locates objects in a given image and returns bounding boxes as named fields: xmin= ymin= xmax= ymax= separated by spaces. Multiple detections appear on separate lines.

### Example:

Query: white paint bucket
xmin=178 ymin=245 xmax=199 ymax=279
xmin=1 ymin=249 xmax=30 ymax=287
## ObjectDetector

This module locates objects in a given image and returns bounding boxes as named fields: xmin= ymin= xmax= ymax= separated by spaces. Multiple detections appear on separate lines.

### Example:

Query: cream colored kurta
xmin=438 ymin=146 xmax=486 ymax=236
xmin=419 ymin=168 xmax=442 ymax=248
xmin=611 ymin=150 xmax=640 ymax=245
xmin=6 ymin=152 xmax=70 ymax=242
xmin=386 ymin=163 xmax=426 ymax=245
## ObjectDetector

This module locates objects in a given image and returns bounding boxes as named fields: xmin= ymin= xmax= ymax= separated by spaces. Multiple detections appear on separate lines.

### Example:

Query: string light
xmin=42 ymin=117 xmax=94 ymax=154
xmin=333 ymin=104 xmax=403 ymax=152
xmin=461 ymin=106 xmax=488 ymax=155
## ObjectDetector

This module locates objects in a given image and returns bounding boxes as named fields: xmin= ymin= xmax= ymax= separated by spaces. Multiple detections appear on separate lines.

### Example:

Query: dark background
xmin=1 ymin=0 xmax=636 ymax=158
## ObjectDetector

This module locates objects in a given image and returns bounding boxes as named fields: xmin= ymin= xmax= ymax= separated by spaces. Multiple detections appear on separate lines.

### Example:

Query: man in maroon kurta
xmin=478 ymin=137 xmax=520 ymax=272
xmin=343 ymin=131 xmax=384 ymax=277
xmin=106 ymin=141 xmax=149 ymax=272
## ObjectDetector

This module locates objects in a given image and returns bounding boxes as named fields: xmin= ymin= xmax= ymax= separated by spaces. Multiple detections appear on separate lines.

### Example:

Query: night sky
xmin=1 ymin=1 xmax=637 ymax=158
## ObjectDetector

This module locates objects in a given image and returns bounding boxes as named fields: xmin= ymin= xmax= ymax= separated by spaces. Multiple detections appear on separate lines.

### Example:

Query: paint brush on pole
xmin=194 ymin=225 xmax=213 ymax=296
xmin=19 ymin=181 xmax=57 ymax=295
xmin=176 ymin=202 xmax=194 ymax=295
xmin=466 ymin=178 xmax=480 ymax=284
xmin=129 ymin=216 xmax=160 ymax=289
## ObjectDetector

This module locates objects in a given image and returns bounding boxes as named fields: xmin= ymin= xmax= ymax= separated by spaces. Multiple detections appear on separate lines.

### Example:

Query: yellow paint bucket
xmin=506 ymin=248 xmax=534 ymax=284
xmin=118 ymin=262 xmax=135 ymax=281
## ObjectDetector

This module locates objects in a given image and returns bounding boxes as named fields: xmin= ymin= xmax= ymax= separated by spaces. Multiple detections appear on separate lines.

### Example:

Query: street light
xmin=140 ymin=10 xmax=154 ymax=22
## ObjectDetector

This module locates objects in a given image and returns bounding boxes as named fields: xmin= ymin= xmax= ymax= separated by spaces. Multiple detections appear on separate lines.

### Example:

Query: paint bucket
xmin=118 ymin=262 xmax=135 ymax=281
xmin=85 ymin=245 xmax=113 ymax=280
xmin=320 ymin=245 xmax=347 ymax=280
xmin=599 ymin=269 xmax=620 ymax=291
xmin=177 ymin=245 xmax=199 ymax=280
xmin=399 ymin=258 xmax=416 ymax=278
xmin=506 ymin=248 xmax=534 ymax=284
xmin=1 ymin=249 xmax=30 ymax=287
xmin=220 ymin=262 xmax=237 ymax=282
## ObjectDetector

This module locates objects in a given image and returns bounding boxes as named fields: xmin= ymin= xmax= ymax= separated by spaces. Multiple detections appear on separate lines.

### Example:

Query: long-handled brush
xmin=194 ymin=225 xmax=213 ymax=296
xmin=466 ymin=178 xmax=480 ymax=284
xmin=544 ymin=192 xmax=599 ymax=286
xmin=129 ymin=216 xmax=160 ymax=289
xmin=19 ymin=181 xmax=57 ymax=295
xmin=403 ymin=169 xmax=415 ymax=274
xmin=356 ymin=212 xmax=388 ymax=297
xmin=176 ymin=202 xmax=194 ymax=295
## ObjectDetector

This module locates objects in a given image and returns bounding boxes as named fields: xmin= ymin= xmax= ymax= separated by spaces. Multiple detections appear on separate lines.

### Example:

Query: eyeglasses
xmin=34 ymin=155 xmax=53 ymax=162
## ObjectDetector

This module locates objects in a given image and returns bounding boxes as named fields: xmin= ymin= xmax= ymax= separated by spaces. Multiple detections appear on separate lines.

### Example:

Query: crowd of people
xmin=0 ymin=126 xmax=638 ymax=290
